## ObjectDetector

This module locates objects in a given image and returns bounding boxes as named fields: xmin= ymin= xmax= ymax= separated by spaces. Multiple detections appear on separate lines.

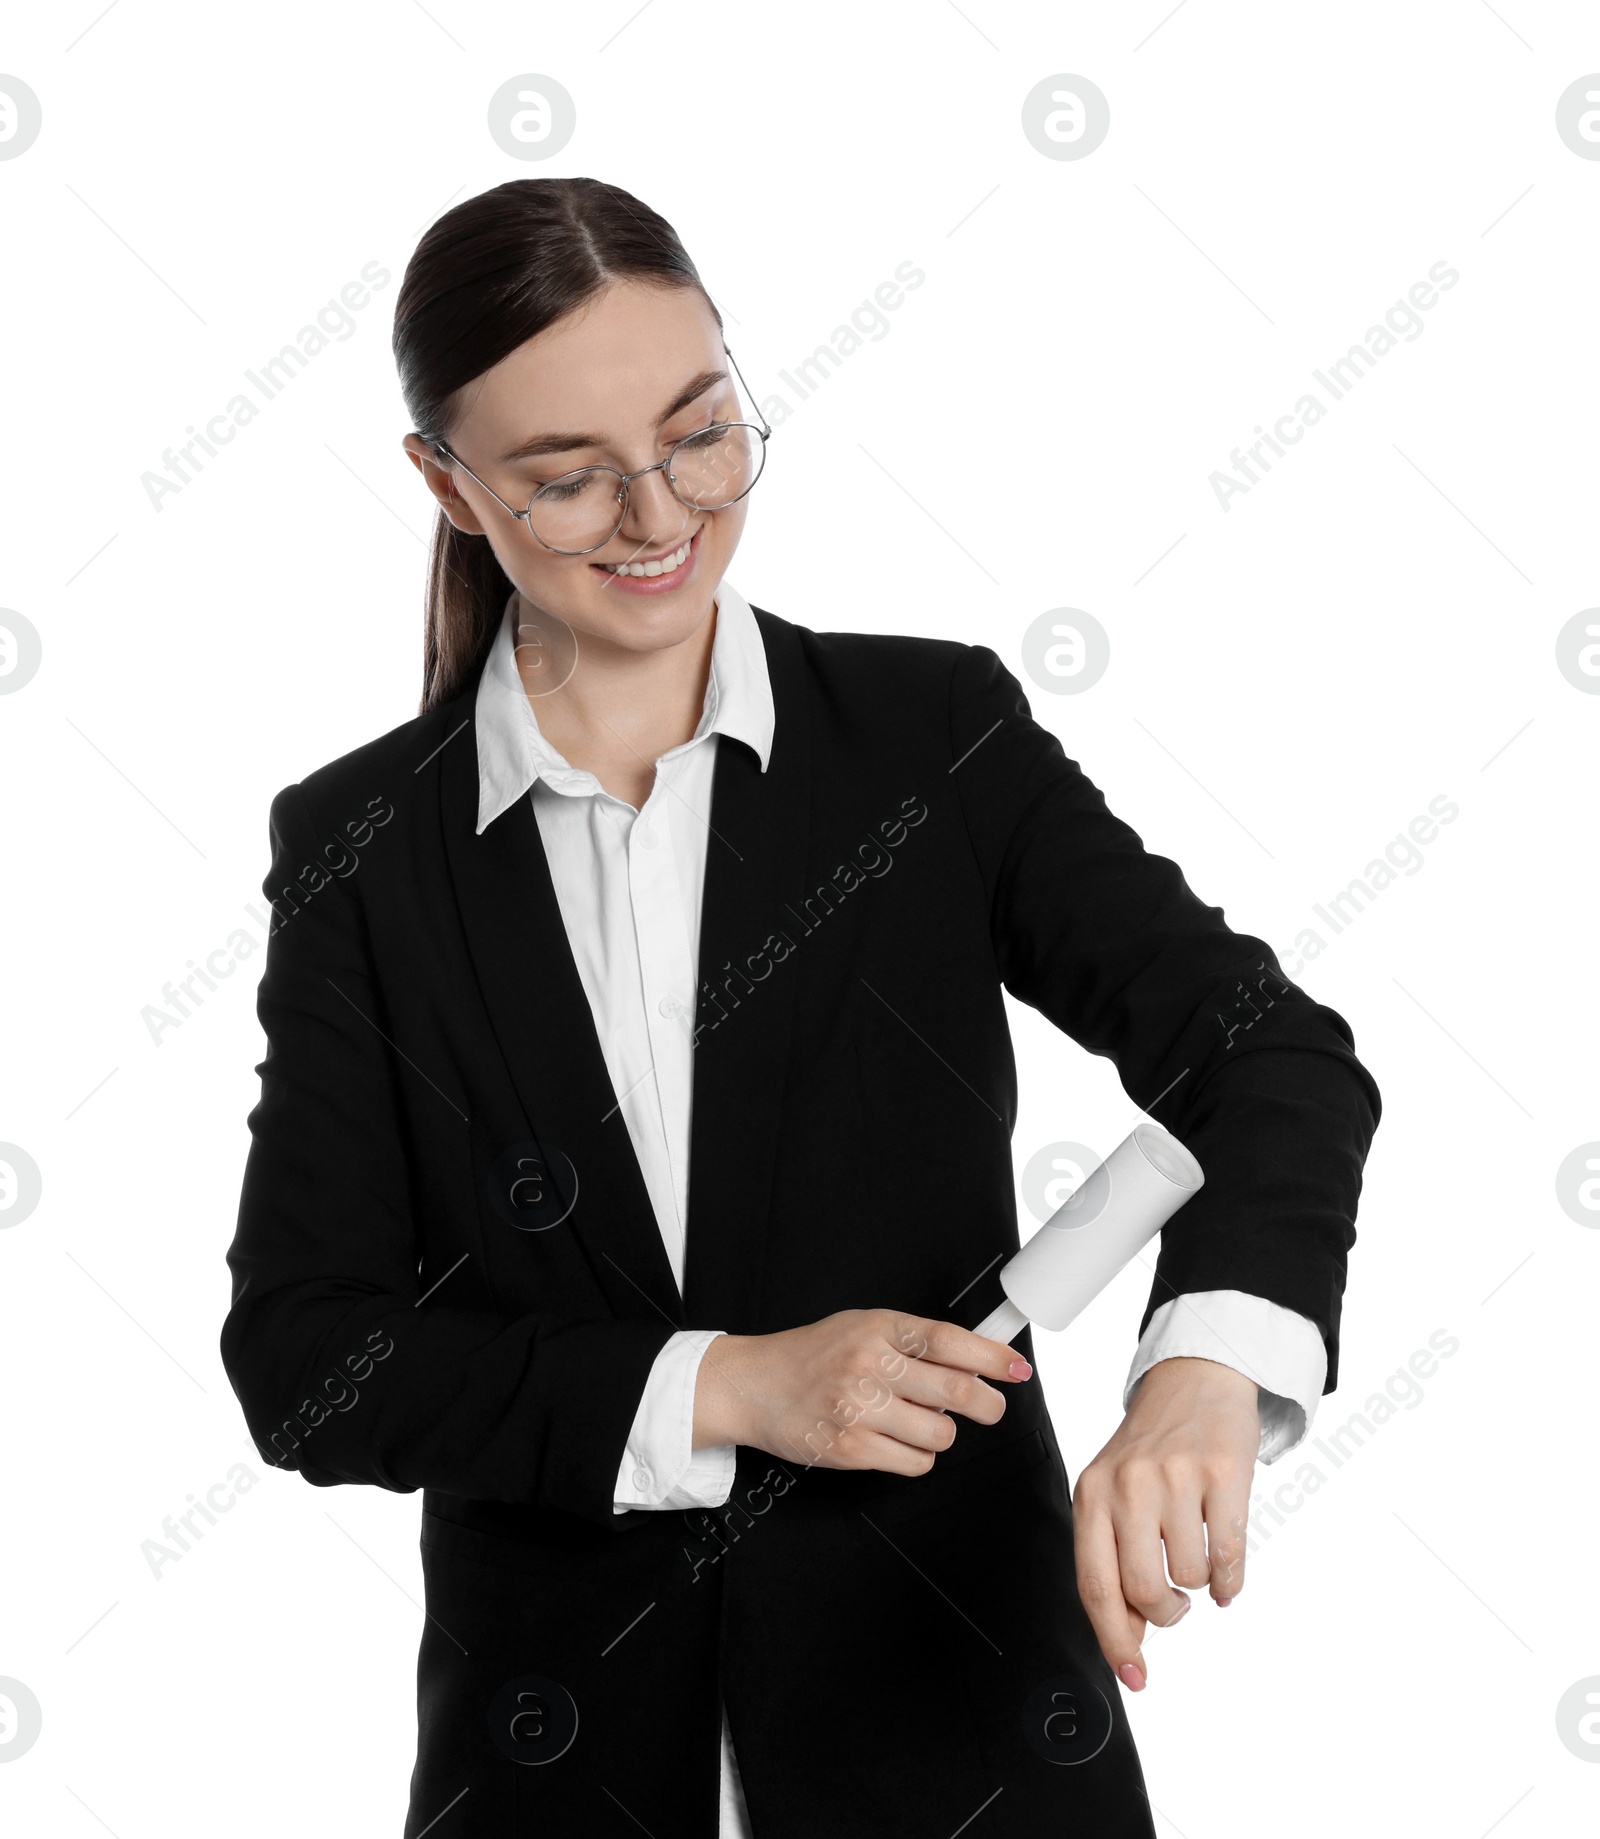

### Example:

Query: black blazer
xmin=221 ymin=608 xmax=1380 ymax=1837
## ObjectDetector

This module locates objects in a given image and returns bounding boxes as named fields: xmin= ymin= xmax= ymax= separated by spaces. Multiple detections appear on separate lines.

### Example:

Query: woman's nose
xmin=617 ymin=463 xmax=691 ymax=546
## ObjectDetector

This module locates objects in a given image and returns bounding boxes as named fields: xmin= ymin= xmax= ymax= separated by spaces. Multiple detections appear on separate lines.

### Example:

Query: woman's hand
xmin=693 ymin=1309 xmax=1032 ymax=1475
xmin=1072 ymin=1355 xmax=1260 ymax=1691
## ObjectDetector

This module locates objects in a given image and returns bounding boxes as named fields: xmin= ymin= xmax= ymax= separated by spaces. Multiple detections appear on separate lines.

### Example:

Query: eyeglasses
xmin=432 ymin=343 xmax=771 ymax=556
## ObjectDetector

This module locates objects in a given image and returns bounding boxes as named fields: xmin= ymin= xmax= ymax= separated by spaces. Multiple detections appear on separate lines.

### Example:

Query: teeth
xmin=603 ymin=537 xmax=693 ymax=578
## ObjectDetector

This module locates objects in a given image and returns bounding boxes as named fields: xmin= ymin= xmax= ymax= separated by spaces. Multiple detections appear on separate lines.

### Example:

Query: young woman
xmin=222 ymin=178 xmax=1380 ymax=1837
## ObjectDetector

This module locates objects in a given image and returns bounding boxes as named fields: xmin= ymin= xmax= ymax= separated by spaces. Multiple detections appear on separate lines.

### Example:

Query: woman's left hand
xmin=1071 ymin=1355 xmax=1260 ymax=1691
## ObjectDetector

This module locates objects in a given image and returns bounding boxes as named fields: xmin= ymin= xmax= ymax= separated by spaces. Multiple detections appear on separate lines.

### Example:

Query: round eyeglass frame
xmin=430 ymin=343 xmax=772 ymax=556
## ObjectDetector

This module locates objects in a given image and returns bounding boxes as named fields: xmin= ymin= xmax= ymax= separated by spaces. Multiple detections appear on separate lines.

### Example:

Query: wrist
xmin=692 ymin=1332 xmax=751 ymax=1449
xmin=1136 ymin=1354 xmax=1260 ymax=1409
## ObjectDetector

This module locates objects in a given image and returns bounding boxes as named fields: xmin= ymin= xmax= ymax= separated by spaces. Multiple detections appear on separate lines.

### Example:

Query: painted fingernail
xmin=1008 ymin=1359 xmax=1032 ymax=1379
xmin=1117 ymin=1663 xmax=1145 ymax=1691
xmin=1215 ymin=1596 xmax=1234 ymax=1607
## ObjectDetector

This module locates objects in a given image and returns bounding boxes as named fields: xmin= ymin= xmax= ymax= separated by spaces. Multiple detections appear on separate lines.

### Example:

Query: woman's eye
xmin=675 ymin=423 xmax=729 ymax=452
xmin=534 ymin=471 xmax=602 ymax=502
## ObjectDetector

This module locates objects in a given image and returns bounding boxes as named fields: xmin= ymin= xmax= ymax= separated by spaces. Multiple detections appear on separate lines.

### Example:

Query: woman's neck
xmin=514 ymin=592 xmax=719 ymax=810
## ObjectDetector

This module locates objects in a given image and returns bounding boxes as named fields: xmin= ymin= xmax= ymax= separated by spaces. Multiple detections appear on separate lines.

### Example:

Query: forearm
xmin=1143 ymin=1039 xmax=1378 ymax=1388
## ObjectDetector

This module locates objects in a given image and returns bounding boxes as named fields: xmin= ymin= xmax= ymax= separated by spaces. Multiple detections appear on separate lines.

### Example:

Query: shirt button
xmin=637 ymin=825 xmax=659 ymax=849
xmin=632 ymin=1467 xmax=651 ymax=1490
xmin=658 ymin=996 xmax=680 ymax=1019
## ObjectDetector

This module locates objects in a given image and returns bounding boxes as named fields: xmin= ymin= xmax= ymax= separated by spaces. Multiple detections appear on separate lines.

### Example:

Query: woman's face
xmin=403 ymin=277 xmax=749 ymax=659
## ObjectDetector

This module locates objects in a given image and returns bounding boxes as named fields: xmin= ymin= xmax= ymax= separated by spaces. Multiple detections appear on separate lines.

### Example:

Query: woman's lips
xmin=590 ymin=524 xmax=703 ymax=596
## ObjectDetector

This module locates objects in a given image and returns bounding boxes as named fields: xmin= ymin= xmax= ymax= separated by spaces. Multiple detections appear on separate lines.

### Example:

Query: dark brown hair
xmin=392 ymin=177 xmax=719 ymax=714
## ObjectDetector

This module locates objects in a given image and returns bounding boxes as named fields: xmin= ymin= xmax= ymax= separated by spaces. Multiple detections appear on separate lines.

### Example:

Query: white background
xmin=2 ymin=2 xmax=1597 ymax=1833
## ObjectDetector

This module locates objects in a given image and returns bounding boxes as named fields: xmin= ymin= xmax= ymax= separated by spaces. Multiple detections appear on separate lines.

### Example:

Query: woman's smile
xmin=591 ymin=520 xmax=705 ymax=595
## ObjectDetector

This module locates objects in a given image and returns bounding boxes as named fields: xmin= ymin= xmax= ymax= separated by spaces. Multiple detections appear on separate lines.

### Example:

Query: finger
xmin=890 ymin=1357 xmax=1008 ymax=1426
xmin=1111 ymin=1499 xmax=1192 ymax=1634
xmin=799 ymin=1422 xmax=944 ymax=1478
xmin=855 ymin=1395 xmax=964 ymax=1456
xmin=898 ymin=1315 xmax=1033 ymax=1387
xmin=1073 ymin=1490 xmax=1148 ymax=1689
xmin=1204 ymin=1473 xmax=1251 ymax=1605
xmin=1160 ymin=1482 xmax=1213 ymax=1596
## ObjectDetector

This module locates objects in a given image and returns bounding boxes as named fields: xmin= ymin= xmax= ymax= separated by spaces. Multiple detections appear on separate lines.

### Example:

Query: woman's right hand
xmin=691 ymin=1308 xmax=1033 ymax=1476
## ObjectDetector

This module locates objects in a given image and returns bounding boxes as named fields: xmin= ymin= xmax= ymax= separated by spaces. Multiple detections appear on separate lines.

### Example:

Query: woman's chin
xmin=595 ymin=595 xmax=713 ymax=654
xmin=576 ymin=585 xmax=718 ymax=654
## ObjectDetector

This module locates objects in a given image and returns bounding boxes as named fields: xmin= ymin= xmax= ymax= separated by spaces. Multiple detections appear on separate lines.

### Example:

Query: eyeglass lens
xmin=526 ymin=422 xmax=766 ymax=552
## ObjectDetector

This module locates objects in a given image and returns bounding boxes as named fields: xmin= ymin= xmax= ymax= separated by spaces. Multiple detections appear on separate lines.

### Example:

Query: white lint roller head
xmin=973 ymin=1123 xmax=1205 ymax=1347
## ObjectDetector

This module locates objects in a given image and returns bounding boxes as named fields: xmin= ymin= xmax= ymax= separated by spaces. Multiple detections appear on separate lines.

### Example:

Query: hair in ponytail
xmin=391 ymin=177 xmax=719 ymax=714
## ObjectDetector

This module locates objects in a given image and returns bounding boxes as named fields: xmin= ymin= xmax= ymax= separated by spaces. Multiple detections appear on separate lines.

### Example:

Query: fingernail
xmin=1008 ymin=1359 xmax=1032 ymax=1379
xmin=1215 ymin=1596 xmax=1234 ymax=1608
xmin=1117 ymin=1663 xmax=1145 ymax=1692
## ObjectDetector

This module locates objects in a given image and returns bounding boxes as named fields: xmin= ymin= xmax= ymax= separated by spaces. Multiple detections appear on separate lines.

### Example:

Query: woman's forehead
xmin=455 ymin=283 xmax=725 ymax=446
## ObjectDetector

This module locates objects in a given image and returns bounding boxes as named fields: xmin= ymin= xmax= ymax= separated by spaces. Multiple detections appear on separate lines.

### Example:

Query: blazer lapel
xmin=438 ymin=686 xmax=687 ymax=1333
xmin=682 ymin=611 xmax=812 ymax=1330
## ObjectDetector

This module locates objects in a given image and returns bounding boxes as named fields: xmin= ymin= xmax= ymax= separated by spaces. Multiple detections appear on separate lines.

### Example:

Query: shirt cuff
xmin=1123 ymin=1290 xmax=1328 ymax=1465
xmin=612 ymin=1328 xmax=739 ymax=1514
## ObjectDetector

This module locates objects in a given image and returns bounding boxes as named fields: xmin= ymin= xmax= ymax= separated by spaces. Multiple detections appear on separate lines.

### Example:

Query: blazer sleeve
xmin=946 ymin=645 xmax=1381 ymax=1392
xmin=219 ymin=782 xmax=678 ymax=1528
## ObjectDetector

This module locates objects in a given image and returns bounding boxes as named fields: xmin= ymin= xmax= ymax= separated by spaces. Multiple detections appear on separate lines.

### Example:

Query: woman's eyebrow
xmin=653 ymin=366 xmax=729 ymax=429
xmin=498 ymin=367 xmax=729 ymax=465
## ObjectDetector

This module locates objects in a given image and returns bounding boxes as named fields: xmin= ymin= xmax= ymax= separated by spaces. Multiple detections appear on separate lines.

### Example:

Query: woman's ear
xmin=400 ymin=432 xmax=489 ymax=536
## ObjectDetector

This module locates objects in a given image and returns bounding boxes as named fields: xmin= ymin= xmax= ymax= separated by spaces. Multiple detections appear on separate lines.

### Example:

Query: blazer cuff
xmin=612 ymin=1328 xmax=738 ymax=1514
xmin=1123 ymin=1290 xmax=1328 ymax=1465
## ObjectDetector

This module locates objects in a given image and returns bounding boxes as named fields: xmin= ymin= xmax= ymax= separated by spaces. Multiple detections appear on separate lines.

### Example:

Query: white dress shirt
xmin=473 ymin=579 xmax=1328 ymax=1834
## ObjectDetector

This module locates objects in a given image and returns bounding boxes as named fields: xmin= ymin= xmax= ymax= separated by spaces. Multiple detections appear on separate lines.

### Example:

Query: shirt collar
xmin=473 ymin=577 xmax=775 ymax=835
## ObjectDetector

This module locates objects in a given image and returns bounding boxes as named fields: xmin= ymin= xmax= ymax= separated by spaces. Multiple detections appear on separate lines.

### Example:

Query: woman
xmin=221 ymin=177 xmax=1380 ymax=1837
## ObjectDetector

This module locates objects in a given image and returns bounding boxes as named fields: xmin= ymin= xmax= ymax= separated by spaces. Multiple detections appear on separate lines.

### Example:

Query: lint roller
xmin=974 ymin=1123 xmax=1204 ymax=1346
